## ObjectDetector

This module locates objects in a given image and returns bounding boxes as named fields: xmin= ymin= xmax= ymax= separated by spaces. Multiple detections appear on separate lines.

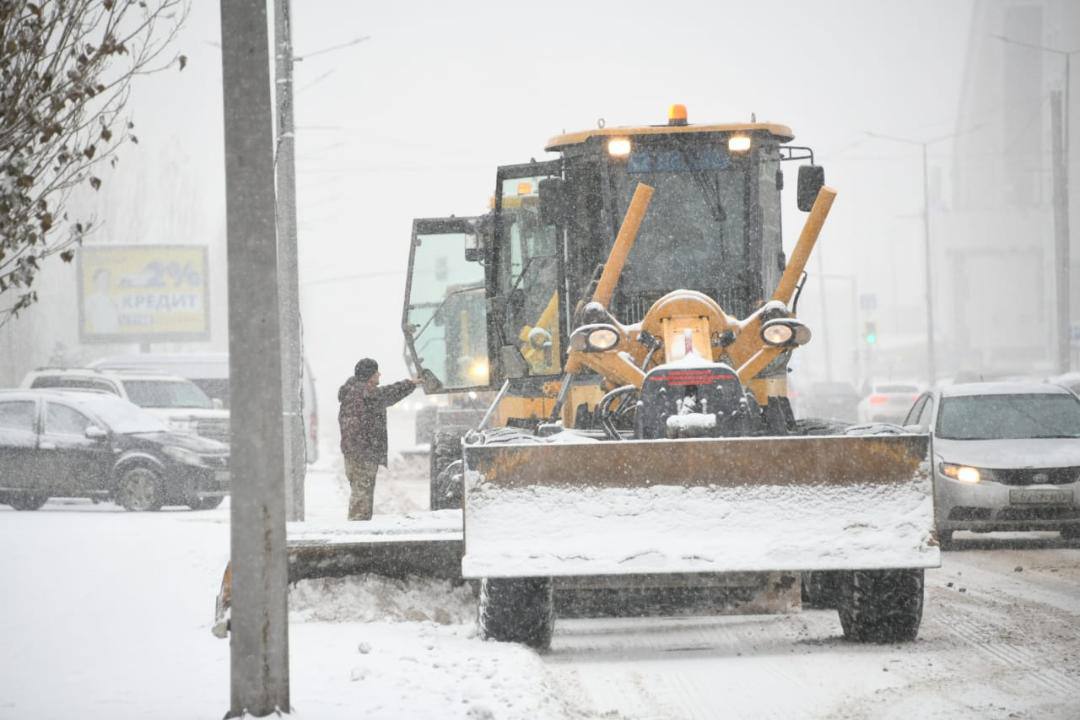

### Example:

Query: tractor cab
xmin=404 ymin=106 xmax=824 ymax=401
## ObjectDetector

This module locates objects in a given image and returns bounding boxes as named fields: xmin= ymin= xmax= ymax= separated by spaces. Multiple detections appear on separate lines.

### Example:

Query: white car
xmin=89 ymin=352 xmax=318 ymax=462
xmin=857 ymin=381 xmax=922 ymax=424
xmin=21 ymin=368 xmax=230 ymax=444
xmin=904 ymin=381 xmax=1080 ymax=547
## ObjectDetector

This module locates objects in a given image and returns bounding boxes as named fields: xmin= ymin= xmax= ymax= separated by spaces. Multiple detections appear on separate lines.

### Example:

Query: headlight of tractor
xmin=939 ymin=462 xmax=984 ymax=484
xmin=760 ymin=318 xmax=811 ymax=347
xmin=163 ymin=445 xmax=204 ymax=467
xmin=569 ymin=323 xmax=622 ymax=353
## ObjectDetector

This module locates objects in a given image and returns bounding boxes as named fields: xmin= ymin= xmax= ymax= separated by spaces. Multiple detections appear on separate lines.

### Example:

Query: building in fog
xmin=936 ymin=0 xmax=1079 ymax=378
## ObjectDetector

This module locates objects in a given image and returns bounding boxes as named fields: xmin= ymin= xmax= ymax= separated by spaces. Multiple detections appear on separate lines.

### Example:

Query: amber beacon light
xmin=668 ymin=103 xmax=688 ymax=126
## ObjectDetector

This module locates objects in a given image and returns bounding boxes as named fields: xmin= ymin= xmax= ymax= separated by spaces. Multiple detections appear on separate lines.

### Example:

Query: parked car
xmin=798 ymin=381 xmax=860 ymax=422
xmin=857 ymin=381 xmax=922 ymax=424
xmin=903 ymin=382 xmax=1080 ymax=546
xmin=0 ymin=390 xmax=229 ymax=512
xmin=21 ymin=367 xmax=230 ymax=444
xmin=88 ymin=352 xmax=318 ymax=462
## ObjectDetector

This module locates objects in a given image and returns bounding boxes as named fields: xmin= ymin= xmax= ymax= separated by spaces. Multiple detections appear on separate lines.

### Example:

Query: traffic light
xmin=864 ymin=321 xmax=878 ymax=345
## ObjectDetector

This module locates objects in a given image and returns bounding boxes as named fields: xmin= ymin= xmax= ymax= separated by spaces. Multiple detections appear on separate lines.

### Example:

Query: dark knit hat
xmin=354 ymin=358 xmax=379 ymax=381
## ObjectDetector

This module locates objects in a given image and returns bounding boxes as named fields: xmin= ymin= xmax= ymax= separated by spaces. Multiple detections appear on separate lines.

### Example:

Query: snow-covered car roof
xmin=938 ymin=382 xmax=1074 ymax=398
xmin=22 ymin=367 xmax=194 ymax=384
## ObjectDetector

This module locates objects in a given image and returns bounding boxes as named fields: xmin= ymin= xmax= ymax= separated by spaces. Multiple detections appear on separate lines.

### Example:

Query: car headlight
xmin=163 ymin=445 xmax=204 ymax=466
xmin=939 ymin=462 xmax=984 ymax=484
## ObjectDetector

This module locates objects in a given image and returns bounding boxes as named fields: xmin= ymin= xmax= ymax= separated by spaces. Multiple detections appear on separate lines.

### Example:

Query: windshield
xmin=609 ymin=140 xmax=753 ymax=316
xmin=71 ymin=395 xmax=167 ymax=434
xmin=936 ymin=393 xmax=1080 ymax=440
xmin=121 ymin=379 xmax=213 ymax=409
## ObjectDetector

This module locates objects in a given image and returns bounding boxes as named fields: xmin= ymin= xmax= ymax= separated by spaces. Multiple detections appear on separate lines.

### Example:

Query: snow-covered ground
xmin=2 ymin=451 xmax=1080 ymax=718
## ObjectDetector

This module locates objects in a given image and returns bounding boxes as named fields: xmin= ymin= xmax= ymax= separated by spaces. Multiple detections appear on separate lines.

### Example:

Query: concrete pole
xmin=274 ymin=0 xmax=306 ymax=521
xmin=220 ymin=1 xmax=290 ymax=715
xmin=1051 ymin=91 xmax=1071 ymax=373
xmin=815 ymin=248 xmax=833 ymax=382
xmin=921 ymin=142 xmax=937 ymax=386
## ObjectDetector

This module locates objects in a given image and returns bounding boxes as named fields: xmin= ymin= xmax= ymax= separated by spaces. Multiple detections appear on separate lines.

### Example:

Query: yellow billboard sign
xmin=78 ymin=245 xmax=210 ymax=343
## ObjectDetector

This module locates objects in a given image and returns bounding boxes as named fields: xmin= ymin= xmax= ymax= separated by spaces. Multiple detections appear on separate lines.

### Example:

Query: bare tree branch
xmin=0 ymin=0 xmax=190 ymax=324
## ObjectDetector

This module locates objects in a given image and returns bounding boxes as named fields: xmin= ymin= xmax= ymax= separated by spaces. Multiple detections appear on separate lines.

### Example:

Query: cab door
xmin=402 ymin=216 xmax=490 ymax=392
xmin=491 ymin=161 xmax=565 ymax=380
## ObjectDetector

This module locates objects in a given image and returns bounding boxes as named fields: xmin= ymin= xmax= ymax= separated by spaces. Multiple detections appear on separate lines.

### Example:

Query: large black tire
xmin=9 ymin=494 xmax=49 ymax=511
xmin=189 ymin=496 xmax=224 ymax=511
xmin=836 ymin=569 xmax=924 ymax=643
xmin=801 ymin=570 xmax=841 ymax=608
xmin=429 ymin=428 xmax=465 ymax=510
xmin=478 ymin=577 xmax=555 ymax=649
xmin=1061 ymin=525 xmax=1080 ymax=541
xmin=115 ymin=466 xmax=164 ymax=512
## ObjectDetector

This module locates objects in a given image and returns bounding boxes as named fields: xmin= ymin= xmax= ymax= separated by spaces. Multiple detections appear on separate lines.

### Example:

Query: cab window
xmin=497 ymin=176 xmax=561 ymax=376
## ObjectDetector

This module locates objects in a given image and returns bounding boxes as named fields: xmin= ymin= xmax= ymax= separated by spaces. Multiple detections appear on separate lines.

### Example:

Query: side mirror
xmin=85 ymin=425 xmax=107 ymax=440
xmin=797 ymin=165 xmax=825 ymax=212
xmin=212 ymin=398 xmax=224 ymax=410
xmin=538 ymin=178 xmax=567 ymax=226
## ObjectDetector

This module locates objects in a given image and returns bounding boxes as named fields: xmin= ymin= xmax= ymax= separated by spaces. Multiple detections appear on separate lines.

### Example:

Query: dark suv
xmin=0 ymin=390 xmax=229 ymax=511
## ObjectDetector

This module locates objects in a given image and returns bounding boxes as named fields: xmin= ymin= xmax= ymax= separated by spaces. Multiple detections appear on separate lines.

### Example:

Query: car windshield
xmin=70 ymin=395 xmax=167 ymax=434
xmin=936 ymin=393 xmax=1080 ymax=440
xmin=121 ymin=379 xmax=213 ymax=409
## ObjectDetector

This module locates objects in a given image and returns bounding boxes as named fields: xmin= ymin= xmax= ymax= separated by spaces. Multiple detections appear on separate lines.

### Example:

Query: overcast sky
xmin=104 ymin=0 xmax=975 ymax=413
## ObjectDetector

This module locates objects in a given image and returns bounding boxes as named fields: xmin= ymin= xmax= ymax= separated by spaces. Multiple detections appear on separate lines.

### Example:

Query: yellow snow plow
xmin=222 ymin=107 xmax=937 ymax=649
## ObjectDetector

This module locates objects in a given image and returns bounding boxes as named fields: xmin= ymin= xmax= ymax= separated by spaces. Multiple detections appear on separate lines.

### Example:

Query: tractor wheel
xmin=801 ymin=570 xmax=841 ymax=608
xmin=836 ymin=569 xmax=924 ymax=643
xmin=429 ymin=428 xmax=465 ymax=510
xmin=189 ymin=496 xmax=224 ymax=511
xmin=478 ymin=577 xmax=555 ymax=649
xmin=116 ymin=466 xmax=164 ymax=512
xmin=9 ymin=494 xmax=49 ymax=511
xmin=1060 ymin=525 xmax=1080 ymax=541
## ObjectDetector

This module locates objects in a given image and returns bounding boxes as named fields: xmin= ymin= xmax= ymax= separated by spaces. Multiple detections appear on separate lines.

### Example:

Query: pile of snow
xmin=290 ymin=574 xmax=474 ymax=624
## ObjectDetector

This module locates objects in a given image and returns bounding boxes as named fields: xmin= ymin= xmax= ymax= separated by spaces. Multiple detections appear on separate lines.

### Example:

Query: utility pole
xmin=865 ymin=130 xmax=963 ymax=386
xmin=815 ymin=247 xmax=833 ymax=382
xmin=275 ymin=0 xmax=306 ymax=521
xmin=220 ymin=1 xmax=290 ymax=716
xmin=1052 ymin=91 xmax=1071 ymax=373
xmin=920 ymin=142 xmax=937 ymax=385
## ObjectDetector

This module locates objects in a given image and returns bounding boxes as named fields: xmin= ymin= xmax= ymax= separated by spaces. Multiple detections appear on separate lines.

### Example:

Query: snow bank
xmin=290 ymin=574 xmax=474 ymax=624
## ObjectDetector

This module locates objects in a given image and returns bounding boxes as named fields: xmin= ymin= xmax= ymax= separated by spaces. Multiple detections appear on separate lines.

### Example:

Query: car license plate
xmin=214 ymin=470 xmax=230 ymax=484
xmin=1010 ymin=488 xmax=1072 ymax=505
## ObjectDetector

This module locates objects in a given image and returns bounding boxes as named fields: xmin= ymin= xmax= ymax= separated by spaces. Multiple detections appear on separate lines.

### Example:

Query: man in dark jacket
xmin=338 ymin=358 xmax=420 ymax=520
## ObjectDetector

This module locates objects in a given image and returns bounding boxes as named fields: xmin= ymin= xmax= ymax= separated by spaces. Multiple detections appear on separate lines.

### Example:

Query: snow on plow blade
xmin=462 ymin=434 xmax=938 ymax=579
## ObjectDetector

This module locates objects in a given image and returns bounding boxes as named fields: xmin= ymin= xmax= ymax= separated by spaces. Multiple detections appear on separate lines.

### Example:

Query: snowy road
xmin=545 ymin=533 xmax=1080 ymax=719
xmin=2 ymin=461 xmax=1079 ymax=719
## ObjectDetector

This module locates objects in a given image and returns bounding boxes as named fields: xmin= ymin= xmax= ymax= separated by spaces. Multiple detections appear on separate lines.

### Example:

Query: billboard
xmin=78 ymin=245 xmax=211 ymax=343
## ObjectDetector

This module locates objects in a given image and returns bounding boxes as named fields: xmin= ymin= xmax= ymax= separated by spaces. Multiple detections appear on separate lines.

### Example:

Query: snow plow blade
xmin=461 ymin=434 xmax=938 ymax=579
xmin=286 ymin=512 xmax=464 ymax=583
